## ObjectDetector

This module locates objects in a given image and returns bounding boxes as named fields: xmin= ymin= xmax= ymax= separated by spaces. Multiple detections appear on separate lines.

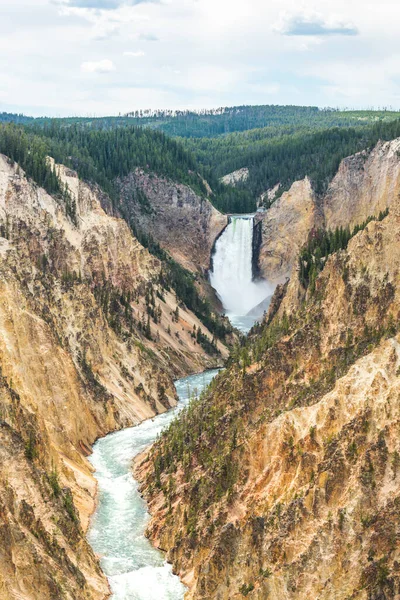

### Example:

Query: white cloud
xmin=273 ymin=11 xmax=358 ymax=37
xmin=81 ymin=58 xmax=115 ymax=73
xmin=139 ymin=33 xmax=159 ymax=42
xmin=55 ymin=0 xmax=156 ymax=8
xmin=184 ymin=65 xmax=239 ymax=93
xmin=3 ymin=0 xmax=400 ymax=115
xmin=123 ymin=50 xmax=145 ymax=57
xmin=57 ymin=4 xmax=149 ymax=41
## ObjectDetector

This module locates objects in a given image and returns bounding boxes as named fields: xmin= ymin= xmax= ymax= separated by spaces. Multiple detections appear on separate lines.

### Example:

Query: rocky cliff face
xmin=324 ymin=138 xmax=400 ymax=230
xmin=0 ymin=154 xmax=227 ymax=600
xmin=220 ymin=168 xmax=249 ymax=186
xmin=137 ymin=195 xmax=400 ymax=599
xmin=257 ymin=138 xmax=400 ymax=283
xmin=255 ymin=177 xmax=321 ymax=282
xmin=118 ymin=169 xmax=227 ymax=275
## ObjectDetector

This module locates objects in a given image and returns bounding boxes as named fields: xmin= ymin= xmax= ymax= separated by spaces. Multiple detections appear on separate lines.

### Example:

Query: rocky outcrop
xmin=258 ymin=183 xmax=281 ymax=207
xmin=324 ymin=138 xmax=400 ymax=229
xmin=220 ymin=168 xmax=249 ymax=186
xmin=118 ymin=169 xmax=227 ymax=275
xmin=137 ymin=197 xmax=400 ymax=599
xmin=0 ymin=154 xmax=227 ymax=600
xmin=257 ymin=138 xmax=400 ymax=283
xmin=256 ymin=177 xmax=322 ymax=282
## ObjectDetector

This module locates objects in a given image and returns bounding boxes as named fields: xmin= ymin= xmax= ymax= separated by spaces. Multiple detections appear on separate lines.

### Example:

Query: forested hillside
xmin=124 ymin=106 xmax=400 ymax=138
xmin=183 ymin=118 xmax=400 ymax=200
xmin=2 ymin=105 xmax=399 ymax=137
xmin=0 ymin=122 xmax=254 ymax=213
xmin=3 ymin=106 xmax=400 ymax=213
xmin=0 ymin=111 xmax=35 ymax=124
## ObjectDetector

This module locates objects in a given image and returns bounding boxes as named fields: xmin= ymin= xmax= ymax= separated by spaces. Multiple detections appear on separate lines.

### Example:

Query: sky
xmin=1 ymin=0 xmax=400 ymax=117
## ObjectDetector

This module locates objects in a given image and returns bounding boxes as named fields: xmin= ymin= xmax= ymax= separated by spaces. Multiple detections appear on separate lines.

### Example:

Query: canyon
xmin=0 ymin=154 xmax=227 ymax=600
xmin=1 ymin=126 xmax=400 ymax=600
xmin=136 ymin=138 xmax=400 ymax=599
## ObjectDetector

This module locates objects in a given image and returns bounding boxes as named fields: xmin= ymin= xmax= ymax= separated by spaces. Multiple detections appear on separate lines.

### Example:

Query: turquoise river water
xmin=87 ymin=369 xmax=220 ymax=600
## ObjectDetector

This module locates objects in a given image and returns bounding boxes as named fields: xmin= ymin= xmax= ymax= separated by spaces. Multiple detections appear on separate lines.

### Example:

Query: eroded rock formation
xmin=137 ymin=193 xmax=400 ymax=599
xmin=118 ymin=169 xmax=227 ymax=275
xmin=255 ymin=177 xmax=321 ymax=282
xmin=220 ymin=168 xmax=250 ymax=187
xmin=0 ymin=155 xmax=227 ymax=600
xmin=257 ymin=138 xmax=400 ymax=283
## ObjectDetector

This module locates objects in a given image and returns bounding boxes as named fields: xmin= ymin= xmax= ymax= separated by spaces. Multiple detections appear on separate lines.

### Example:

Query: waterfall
xmin=210 ymin=216 xmax=272 ymax=331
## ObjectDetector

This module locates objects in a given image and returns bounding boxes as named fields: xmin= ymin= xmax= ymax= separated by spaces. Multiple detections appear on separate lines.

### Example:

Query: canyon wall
xmin=118 ymin=169 xmax=227 ymax=275
xmin=255 ymin=177 xmax=321 ymax=281
xmin=0 ymin=155 xmax=227 ymax=600
xmin=257 ymin=138 xmax=400 ymax=283
xmin=137 ymin=194 xmax=400 ymax=599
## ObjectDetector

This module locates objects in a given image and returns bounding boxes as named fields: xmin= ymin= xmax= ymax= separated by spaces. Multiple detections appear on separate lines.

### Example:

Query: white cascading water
xmin=209 ymin=216 xmax=272 ymax=332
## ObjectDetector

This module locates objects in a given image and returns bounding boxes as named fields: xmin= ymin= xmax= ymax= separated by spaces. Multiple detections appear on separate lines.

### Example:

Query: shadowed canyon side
xmin=117 ymin=169 xmax=227 ymax=276
xmin=256 ymin=137 xmax=400 ymax=283
xmin=136 ymin=192 xmax=400 ymax=598
xmin=0 ymin=154 xmax=228 ymax=600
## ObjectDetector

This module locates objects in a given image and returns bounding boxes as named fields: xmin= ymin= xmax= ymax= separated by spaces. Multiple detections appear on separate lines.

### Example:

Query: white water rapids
xmin=209 ymin=215 xmax=273 ymax=332
xmin=88 ymin=370 xmax=219 ymax=600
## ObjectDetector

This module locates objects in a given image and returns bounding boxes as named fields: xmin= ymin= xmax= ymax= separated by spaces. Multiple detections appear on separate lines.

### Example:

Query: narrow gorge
xmin=87 ymin=213 xmax=273 ymax=598
xmin=135 ymin=137 xmax=400 ymax=600
xmin=2 ymin=109 xmax=400 ymax=600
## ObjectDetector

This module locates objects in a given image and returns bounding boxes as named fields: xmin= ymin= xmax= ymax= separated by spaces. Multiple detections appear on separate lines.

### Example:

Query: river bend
xmin=88 ymin=370 xmax=219 ymax=600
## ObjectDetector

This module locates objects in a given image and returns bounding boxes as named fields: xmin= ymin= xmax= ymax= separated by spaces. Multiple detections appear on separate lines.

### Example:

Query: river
xmin=87 ymin=369 xmax=220 ymax=600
